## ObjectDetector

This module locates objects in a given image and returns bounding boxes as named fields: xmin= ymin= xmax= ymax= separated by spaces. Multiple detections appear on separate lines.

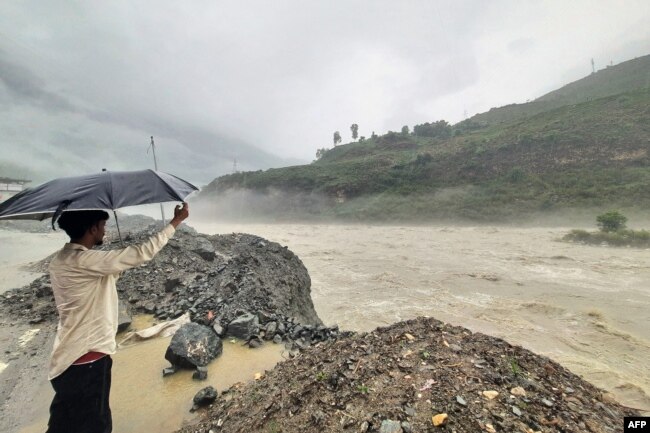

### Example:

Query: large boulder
xmin=165 ymin=322 xmax=223 ymax=368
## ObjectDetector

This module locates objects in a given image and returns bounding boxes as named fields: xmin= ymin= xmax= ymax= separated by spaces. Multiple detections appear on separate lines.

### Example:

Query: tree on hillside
xmin=401 ymin=125 xmax=409 ymax=135
xmin=597 ymin=211 xmax=627 ymax=232
xmin=333 ymin=131 xmax=341 ymax=146
xmin=350 ymin=124 xmax=359 ymax=141
xmin=315 ymin=148 xmax=328 ymax=160
xmin=413 ymin=120 xmax=452 ymax=139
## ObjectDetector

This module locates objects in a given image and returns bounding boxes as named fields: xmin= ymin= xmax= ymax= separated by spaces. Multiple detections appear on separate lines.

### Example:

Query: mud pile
xmin=177 ymin=316 xmax=638 ymax=433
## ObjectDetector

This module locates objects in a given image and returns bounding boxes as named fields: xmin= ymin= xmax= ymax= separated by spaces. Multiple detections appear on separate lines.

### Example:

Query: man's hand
xmin=170 ymin=202 xmax=189 ymax=228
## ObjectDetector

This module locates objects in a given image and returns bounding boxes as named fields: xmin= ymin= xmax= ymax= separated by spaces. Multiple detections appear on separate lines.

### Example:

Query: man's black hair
xmin=57 ymin=210 xmax=110 ymax=240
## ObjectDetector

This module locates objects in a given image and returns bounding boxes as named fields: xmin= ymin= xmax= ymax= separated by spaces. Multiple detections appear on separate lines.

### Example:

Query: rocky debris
xmin=191 ymin=386 xmax=218 ymax=412
xmin=175 ymin=316 xmax=639 ymax=433
xmin=0 ymin=222 xmax=344 ymax=356
xmin=165 ymin=323 xmax=223 ymax=370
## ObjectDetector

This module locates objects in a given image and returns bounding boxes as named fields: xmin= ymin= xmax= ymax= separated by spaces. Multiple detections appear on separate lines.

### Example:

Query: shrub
xmin=596 ymin=210 xmax=627 ymax=232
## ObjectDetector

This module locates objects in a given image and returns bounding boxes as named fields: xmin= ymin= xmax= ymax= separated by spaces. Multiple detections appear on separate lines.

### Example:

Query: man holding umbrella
xmin=46 ymin=202 xmax=189 ymax=433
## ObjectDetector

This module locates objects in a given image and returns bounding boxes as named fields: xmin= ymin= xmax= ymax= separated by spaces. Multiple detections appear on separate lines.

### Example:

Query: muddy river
xmin=193 ymin=221 xmax=650 ymax=413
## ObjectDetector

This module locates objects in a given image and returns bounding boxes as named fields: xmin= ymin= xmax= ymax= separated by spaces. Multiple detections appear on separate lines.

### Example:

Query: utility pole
xmin=591 ymin=58 xmax=595 ymax=74
xmin=232 ymin=157 xmax=238 ymax=173
xmin=149 ymin=136 xmax=166 ymax=226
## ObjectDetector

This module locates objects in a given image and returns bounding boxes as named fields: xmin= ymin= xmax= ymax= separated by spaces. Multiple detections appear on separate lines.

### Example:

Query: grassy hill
xmin=197 ymin=56 xmax=650 ymax=222
xmin=460 ymin=54 xmax=650 ymax=128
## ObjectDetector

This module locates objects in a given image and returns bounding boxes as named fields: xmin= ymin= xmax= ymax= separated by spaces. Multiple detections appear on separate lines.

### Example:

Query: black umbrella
xmin=0 ymin=169 xmax=198 ymax=243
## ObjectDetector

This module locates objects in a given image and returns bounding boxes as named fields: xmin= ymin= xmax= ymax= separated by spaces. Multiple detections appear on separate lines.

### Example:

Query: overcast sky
xmin=1 ymin=0 xmax=649 ymax=184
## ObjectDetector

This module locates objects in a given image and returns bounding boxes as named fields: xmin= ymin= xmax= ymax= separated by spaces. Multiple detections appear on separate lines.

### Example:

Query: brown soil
xmin=177 ymin=317 xmax=637 ymax=433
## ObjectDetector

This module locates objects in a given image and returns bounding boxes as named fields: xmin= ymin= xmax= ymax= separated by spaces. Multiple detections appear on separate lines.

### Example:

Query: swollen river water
xmin=194 ymin=222 xmax=650 ymax=414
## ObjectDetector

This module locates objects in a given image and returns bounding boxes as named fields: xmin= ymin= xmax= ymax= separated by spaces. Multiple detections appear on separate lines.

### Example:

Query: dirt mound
xmin=0 ymin=223 xmax=323 ymax=329
xmin=177 ymin=316 xmax=638 ymax=433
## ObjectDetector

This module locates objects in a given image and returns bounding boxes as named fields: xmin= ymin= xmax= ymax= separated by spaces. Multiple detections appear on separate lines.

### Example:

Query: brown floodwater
xmin=193 ymin=221 xmax=650 ymax=414
xmin=18 ymin=319 xmax=285 ymax=433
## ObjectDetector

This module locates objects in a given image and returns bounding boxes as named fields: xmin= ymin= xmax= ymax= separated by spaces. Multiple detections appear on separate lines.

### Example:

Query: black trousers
xmin=46 ymin=356 xmax=113 ymax=433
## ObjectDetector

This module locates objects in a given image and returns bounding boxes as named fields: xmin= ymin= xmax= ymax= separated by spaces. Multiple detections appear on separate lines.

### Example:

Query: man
xmin=46 ymin=203 xmax=189 ymax=433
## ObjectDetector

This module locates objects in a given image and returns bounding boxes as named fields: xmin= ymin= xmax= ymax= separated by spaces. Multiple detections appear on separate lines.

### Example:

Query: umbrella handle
xmin=113 ymin=210 xmax=125 ymax=248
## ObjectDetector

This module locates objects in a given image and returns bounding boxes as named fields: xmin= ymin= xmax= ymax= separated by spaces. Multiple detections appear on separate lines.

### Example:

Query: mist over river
xmin=194 ymin=221 xmax=650 ymax=413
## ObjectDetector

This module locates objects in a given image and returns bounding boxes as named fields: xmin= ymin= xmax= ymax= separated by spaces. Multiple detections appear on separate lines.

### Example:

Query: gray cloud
xmin=0 ymin=52 xmax=76 ymax=112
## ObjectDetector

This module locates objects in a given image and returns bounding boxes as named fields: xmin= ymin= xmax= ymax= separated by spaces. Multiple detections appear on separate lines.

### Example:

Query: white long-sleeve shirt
xmin=47 ymin=224 xmax=176 ymax=380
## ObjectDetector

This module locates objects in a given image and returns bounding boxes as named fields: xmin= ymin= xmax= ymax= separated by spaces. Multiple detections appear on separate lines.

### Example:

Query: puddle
xmin=19 ymin=329 xmax=285 ymax=433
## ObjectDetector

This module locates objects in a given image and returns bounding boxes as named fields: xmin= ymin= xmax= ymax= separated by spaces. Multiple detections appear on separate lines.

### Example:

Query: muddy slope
xmin=178 ymin=316 xmax=638 ymax=433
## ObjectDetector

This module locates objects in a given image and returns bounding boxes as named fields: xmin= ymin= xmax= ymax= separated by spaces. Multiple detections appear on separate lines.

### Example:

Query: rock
xmin=456 ymin=395 xmax=467 ymax=406
xmin=248 ymin=336 xmax=263 ymax=348
xmin=482 ymin=390 xmax=499 ymax=400
xmin=512 ymin=405 xmax=522 ymax=416
xmin=192 ymin=237 xmax=216 ymax=261
xmin=485 ymin=423 xmax=496 ymax=433
xmin=510 ymin=386 xmax=526 ymax=397
xmin=400 ymin=421 xmax=412 ymax=433
xmin=272 ymin=334 xmax=283 ymax=344
xmin=212 ymin=322 xmax=225 ymax=337
xmin=162 ymin=366 xmax=178 ymax=377
xmin=359 ymin=421 xmax=369 ymax=433
xmin=227 ymin=313 xmax=259 ymax=340
xmin=265 ymin=321 xmax=278 ymax=338
xmin=191 ymin=386 xmax=217 ymax=411
xmin=193 ymin=366 xmax=208 ymax=380
xmin=165 ymin=322 xmax=223 ymax=369
xmin=541 ymin=398 xmax=554 ymax=407
xmin=117 ymin=299 xmax=132 ymax=333
xmin=165 ymin=277 xmax=182 ymax=292
xmin=257 ymin=310 xmax=274 ymax=323
xmin=379 ymin=419 xmax=403 ymax=433
xmin=431 ymin=413 xmax=448 ymax=426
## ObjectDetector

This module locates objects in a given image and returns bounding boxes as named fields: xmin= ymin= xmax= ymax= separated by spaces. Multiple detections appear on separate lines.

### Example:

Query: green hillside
xmin=198 ymin=56 xmax=650 ymax=221
xmin=459 ymin=54 xmax=650 ymax=128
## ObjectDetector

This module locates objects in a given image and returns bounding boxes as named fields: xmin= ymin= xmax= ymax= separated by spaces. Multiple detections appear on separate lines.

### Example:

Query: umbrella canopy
xmin=0 ymin=169 xmax=198 ymax=221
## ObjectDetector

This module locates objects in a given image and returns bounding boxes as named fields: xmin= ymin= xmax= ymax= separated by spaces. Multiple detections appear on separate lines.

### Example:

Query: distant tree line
xmin=319 ymin=118 xmax=453 ymax=159
xmin=413 ymin=120 xmax=452 ymax=139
